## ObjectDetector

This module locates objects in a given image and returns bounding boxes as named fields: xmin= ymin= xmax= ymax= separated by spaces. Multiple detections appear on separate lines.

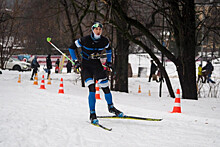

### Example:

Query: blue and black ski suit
xmin=69 ymin=34 xmax=113 ymax=112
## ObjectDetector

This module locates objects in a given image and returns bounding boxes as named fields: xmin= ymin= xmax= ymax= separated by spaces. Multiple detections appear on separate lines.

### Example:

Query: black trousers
xmin=31 ymin=69 xmax=37 ymax=78
xmin=81 ymin=59 xmax=107 ymax=82
xmin=47 ymin=69 xmax=51 ymax=79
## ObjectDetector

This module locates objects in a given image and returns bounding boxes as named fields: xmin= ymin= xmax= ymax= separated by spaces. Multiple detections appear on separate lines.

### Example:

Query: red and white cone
xmin=95 ymin=80 xmax=101 ymax=100
xmin=39 ymin=75 xmax=46 ymax=89
xmin=171 ymin=89 xmax=181 ymax=113
xmin=58 ymin=78 xmax=64 ymax=94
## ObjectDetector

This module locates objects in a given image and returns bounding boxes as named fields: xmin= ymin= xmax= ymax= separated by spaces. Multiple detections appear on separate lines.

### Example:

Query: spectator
xmin=148 ymin=60 xmax=158 ymax=82
xmin=55 ymin=65 xmax=59 ymax=73
xmin=55 ymin=59 xmax=60 ymax=67
xmin=46 ymin=54 xmax=52 ymax=79
xmin=197 ymin=64 xmax=203 ymax=83
xmin=156 ymin=69 xmax=163 ymax=82
xmin=30 ymin=56 xmax=40 ymax=80
xmin=66 ymin=60 xmax=73 ymax=73
xmin=202 ymin=60 xmax=215 ymax=83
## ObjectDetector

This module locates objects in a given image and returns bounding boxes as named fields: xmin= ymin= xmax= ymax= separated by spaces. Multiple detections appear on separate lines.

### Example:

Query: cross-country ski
xmin=97 ymin=115 xmax=163 ymax=121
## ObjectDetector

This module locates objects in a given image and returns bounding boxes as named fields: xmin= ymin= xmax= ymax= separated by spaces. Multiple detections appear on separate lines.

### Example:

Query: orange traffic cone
xmin=138 ymin=85 xmax=141 ymax=93
xmin=95 ymin=80 xmax=101 ymax=99
xmin=148 ymin=90 xmax=151 ymax=96
xmin=33 ymin=73 xmax=38 ymax=85
xmin=58 ymin=78 xmax=64 ymax=94
xmin=47 ymin=75 xmax=51 ymax=85
xmin=171 ymin=89 xmax=181 ymax=113
xmin=39 ymin=75 xmax=46 ymax=89
xmin=18 ymin=74 xmax=21 ymax=83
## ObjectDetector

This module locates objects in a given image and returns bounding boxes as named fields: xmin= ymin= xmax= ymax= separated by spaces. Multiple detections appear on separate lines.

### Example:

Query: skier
xmin=46 ymin=54 xmax=52 ymax=79
xmin=68 ymin=21 xmax=123 ymax=124
xmin=30 ymin=56 xmax=40 ymax=80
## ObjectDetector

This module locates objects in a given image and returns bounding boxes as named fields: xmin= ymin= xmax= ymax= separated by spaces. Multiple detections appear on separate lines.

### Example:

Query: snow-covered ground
xmin=0 ymin=56 xmax=220 ymax=147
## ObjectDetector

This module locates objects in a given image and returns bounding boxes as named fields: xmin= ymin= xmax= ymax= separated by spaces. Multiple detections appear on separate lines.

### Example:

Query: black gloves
xmin=74 ymin=60 xmax=81 ymax=70
xmin=105 ymin=62 xmax=112 ymax=69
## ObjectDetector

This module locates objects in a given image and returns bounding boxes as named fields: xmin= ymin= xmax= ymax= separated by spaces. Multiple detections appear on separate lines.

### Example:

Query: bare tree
xmin=59 ymin=0 xmax=96 ymax=87
xmin=98 ymin=0 xmax=199 ymax=99
xmin=0 ymin=0 xmax=24 ymax=69
xmin=195 ymin=1 xmax=220 ymax=62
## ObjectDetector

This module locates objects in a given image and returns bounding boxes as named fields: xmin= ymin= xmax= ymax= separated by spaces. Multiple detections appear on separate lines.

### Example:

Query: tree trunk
xmin=113 ymin=0 xmax=129 ymax=92
xmin=177 ymin=60 xmax=197 ymax=99
xmin=114 ymin=30 xmax=129 ymax=92
xmin=175 ymin=1 xmax=197 ymax=100
xmin=176 ymin=38 xmax=197 ymax=99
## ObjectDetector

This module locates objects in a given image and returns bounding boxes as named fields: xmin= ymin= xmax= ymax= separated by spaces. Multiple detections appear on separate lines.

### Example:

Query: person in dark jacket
xmin=66 ymin=60 xmax=72 ymax=73
xmin=68 ymin=21 xmax=123 ymax=124
xmin=46 ymin=54 xmax=52 ymax=79
xmin=148 ymin=60 xmax=158 ymax=82
xmin=30 ymin=56 xmax=40 ymax=80
xmin=202 ymin=60 xmax=215 ymax=83
xmin=55 ymin=59 xmax=60 ymax=67
xmin=55 ymin=58 xmax=60 ymax=73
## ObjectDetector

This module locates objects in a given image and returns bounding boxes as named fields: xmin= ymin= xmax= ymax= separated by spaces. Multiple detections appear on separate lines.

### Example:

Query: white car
xmin=3 ymin=57 xmax=31 ymax=71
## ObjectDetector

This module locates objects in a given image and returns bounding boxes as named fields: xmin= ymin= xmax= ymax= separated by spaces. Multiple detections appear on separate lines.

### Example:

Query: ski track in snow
xmin=0 ymin=66 xmax=220 ymax=147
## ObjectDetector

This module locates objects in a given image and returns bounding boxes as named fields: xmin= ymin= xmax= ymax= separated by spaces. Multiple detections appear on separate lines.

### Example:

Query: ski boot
xmin=108 ymin=104 xmax=124 ymax=117
xmin=90 ymin=111 xmax=99 ymax=124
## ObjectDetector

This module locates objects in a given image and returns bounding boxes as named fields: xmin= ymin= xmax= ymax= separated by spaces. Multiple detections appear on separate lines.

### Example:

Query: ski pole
xmin=46 ymin=37 xmax=75 ymax=65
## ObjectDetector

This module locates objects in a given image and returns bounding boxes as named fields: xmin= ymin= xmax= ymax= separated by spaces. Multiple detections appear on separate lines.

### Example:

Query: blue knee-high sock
xmin=105 ymin=93 xmax=113 ymax=105
xmin=88 ymin=92 xmax=96 ymax=111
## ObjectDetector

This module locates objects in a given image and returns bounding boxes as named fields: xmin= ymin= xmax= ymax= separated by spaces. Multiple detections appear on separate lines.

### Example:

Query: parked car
xmin=1 ymin=57 xmax=31 ymax=71
xmin=17 ymin=54 xmax=31 ymax=62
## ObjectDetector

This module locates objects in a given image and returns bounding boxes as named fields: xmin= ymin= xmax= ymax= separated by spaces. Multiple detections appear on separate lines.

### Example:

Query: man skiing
xmin=68 ymin=21 xmax=123 ymax=124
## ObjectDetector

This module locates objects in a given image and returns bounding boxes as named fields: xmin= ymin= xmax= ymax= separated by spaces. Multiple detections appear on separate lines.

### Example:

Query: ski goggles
xmin=92 ymin=22 xmax=103 ymax=29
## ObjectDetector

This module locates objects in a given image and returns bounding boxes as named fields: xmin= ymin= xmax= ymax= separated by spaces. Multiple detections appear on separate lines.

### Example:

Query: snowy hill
xmin=0 ymin=55 xmax=220 ymax=147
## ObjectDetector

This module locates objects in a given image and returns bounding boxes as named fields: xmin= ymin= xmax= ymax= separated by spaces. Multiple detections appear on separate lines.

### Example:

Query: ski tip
xmin=46 ymin=37 xmax=51 ymax=42
xmin=91 ymin=123 xmax=112 ymax=131
xmin=103 ymin=127 xmax=112 ymax=131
